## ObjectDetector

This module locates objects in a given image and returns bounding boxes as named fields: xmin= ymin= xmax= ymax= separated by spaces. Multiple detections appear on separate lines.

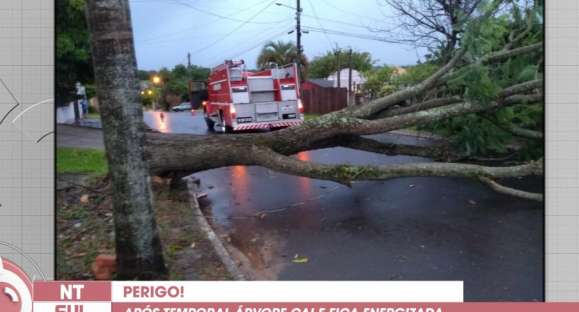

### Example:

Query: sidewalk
xmin=57 ymin=124 xmax=105 ymax=149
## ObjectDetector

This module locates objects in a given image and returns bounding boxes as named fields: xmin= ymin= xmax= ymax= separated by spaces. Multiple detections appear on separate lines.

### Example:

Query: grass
xmin=85 ymin=113 xmax=101 ymax=120
xmin=304 ymin=113 xmax=320 ymax=121
xmin=57 ymin=177 xmax=231 ymax=280
xmin=57 ymin=147 xmax=108 ymax=175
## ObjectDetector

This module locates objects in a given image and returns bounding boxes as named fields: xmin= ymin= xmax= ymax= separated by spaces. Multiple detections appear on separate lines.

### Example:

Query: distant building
xmin=392 ymin=66 xmax=408 ymax=76
xmin=302 ymin=78 xmax=335 ymax=90
xmin=326 ymin=68 xmax=366 ymax=93
xmin=139 ymin=80 xmax=151 ymax=91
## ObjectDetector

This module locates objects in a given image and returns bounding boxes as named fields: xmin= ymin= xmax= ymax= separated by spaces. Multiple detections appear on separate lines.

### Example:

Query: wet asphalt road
xmin=146 ymin=112 xmax=543 ymax=301
xmin=143 ymin=111 xmax=210 ymax=134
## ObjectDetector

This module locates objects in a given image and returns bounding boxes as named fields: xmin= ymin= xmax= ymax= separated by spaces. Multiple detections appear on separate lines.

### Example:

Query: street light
xmin=275 ymin=1 xmax=304 ymax=81
xmin=151 ymin=75 xmax=162 ymax=111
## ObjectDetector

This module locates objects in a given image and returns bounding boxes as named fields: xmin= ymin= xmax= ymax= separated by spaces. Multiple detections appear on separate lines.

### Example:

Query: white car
xmin=171 ymin=102 xmax=192 ymax=112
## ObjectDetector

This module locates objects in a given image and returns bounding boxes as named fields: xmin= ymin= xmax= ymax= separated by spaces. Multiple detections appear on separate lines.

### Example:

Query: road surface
xmin=58 ymin=112 xmax=543 ymax=300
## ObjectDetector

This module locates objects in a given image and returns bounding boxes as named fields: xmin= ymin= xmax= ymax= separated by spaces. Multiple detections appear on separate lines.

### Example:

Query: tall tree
xmin=56 ymin=0 xmax=94 ymax=105
xmin=308 ymin=49 xmax=374 ymax=79
xmin=257 ymin=41 xmax=307 ymax=70
xmin=384 ymin=0 xmax=488 ymax=61
xmin=363 ymin=66 xmax=396 ymax=98
xmin=85 ymin=0 xmax=167 ymax=279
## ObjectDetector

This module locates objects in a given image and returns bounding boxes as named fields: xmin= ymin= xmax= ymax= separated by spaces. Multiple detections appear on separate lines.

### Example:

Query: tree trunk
xmin=85 ymin=0 xmax=167 ymax=279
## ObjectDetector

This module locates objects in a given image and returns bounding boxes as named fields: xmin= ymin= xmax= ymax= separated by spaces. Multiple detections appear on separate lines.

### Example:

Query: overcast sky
xmin=129 ymin=0 xmax=427 ymax=71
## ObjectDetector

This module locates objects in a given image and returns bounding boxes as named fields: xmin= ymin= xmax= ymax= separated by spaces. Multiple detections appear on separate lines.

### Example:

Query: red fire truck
xmin=203 ymin=60 xmax=304 ymax=132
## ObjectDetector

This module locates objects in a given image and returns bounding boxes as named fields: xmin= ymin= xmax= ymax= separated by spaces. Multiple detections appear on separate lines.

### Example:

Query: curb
xmin=183 ymin=176 xmax=246 ymax=281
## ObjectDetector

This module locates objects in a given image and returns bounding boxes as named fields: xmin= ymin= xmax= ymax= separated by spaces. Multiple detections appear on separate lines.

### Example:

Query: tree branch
xmin=338 ymin=135 xmax=460 ymax=161
xmin=509 ymin=125 xmax=543 ymax=140
xmin=483 ymin=115 xmax=544 ymax=140
xmin=349 ymin=49 xmax=467 ymax=118
xmin=249 ymin=145 xmax=542 ymax=194
xmin=377 ymin=96 xmax=463 ymax=118
xmin=503 ymin=12 xmax=535 ymax=51
xmin=479 ymin=177 xmax=543 ymax=202
xmin=373 ymin=79 xmax=541 ymax=119
xmin=500 ymin=79 xmax=542 ymax=97
xmin=347 ymin=42 xmax=541 ymax=120
xmin=351 ymin=93 xmax=543 ymax=136
xmin=482 ymin=42 xmax=542 ymax=63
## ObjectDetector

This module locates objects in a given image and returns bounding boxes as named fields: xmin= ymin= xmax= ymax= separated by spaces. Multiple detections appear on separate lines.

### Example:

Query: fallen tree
xmin=141 ymin=2 xmax=544 ymax=201
xmin=140 ymin=2 xmax=544 ymax=203
xmin=144 ymin=43 xmax=543 ymax=201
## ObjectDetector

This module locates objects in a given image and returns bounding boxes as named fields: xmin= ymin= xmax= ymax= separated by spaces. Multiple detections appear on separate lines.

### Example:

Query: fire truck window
xmin=230 ymin=68 xmax=242 ymax=81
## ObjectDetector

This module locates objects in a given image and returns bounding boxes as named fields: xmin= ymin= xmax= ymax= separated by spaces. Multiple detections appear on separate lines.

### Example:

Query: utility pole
xmin=296 ymin=0 xmax=303 ymax=81
xmin=347 ymin=48 xmax=353 ymax=106
xmin=334 ymin=48 xmax=341 ymax=88
xmin=276 ymin=1 xmax=304 ymax=80
xmin=73 ymin=95 xmax=81 ymax=125
xmin=187 ymin=52 xmax=193 ymax=108
xmin=296 ymin=0 xmax=302 ymax=58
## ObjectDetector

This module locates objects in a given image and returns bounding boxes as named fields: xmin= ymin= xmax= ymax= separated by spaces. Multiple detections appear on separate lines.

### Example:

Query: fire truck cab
xmin=203 ymin=60 xmax=304 ymax=132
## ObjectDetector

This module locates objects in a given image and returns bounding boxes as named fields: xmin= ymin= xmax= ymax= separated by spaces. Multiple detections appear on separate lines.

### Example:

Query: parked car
xmin=171 ymin=102 xmax=192 ymax=112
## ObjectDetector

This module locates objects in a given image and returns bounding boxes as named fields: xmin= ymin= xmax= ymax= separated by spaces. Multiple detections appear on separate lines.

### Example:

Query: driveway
xmin=57 ymin=111 xmax=543 ymax=300
xmin=57 ymin=124 xmax=105 ymax=149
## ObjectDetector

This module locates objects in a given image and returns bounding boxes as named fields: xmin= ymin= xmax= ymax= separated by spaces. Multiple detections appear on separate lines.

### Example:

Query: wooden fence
xmin=301 ymin=87 xmax=348 ymax=115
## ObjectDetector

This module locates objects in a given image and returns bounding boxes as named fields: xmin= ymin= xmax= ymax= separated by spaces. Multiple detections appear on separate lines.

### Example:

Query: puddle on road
xmin=144 ymin=111 xmax=209 ymax=134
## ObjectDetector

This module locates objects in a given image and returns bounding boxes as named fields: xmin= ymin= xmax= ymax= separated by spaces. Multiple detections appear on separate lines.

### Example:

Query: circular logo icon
xmin=0 ymin=257 xmax=33 ymax=312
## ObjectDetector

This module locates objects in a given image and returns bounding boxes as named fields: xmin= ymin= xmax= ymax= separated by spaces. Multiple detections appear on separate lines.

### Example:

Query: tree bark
xmin=85 ymin=0 xmax=167 ymax=279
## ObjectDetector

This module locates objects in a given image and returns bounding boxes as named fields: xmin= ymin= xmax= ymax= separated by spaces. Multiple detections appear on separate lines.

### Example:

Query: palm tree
xmin=85 ymin=0 xmax=166 ymax=279
xmin=256 ymin=41 xmax=307 ymax=70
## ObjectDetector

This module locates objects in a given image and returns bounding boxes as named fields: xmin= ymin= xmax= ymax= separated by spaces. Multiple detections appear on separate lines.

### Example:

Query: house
xmin=392 ymin=66 xmax=408 ymax=76
xmin=326 ymin=68 xmax=366 ymax=93
xmin=301 ymin=78 xmax=335 ymax=90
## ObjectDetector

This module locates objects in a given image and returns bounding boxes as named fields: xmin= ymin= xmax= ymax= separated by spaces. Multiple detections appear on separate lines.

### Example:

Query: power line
xmin=135 ymin=0 xmax=288 ymax=44
xmin=207 ymin=21 xmax=294 ymax=64
xmin=190 ymin=0 xmax=278 ymax=56
xmin=216 ymin=26 xmax=295 ymax=66
xmin=161 ymin=0 xmax=287 ymax=25
xmin=301 ymin=13 xmax=370 ymax=30
xmin=139 ymin=22 xmax=276 ymax=47
xmin=306 ymin=0 xmax=334 ymax=49
xmin=302 ymin=25 xmax=403 ymax=44
xmin=318 ymin=0 xmax=390 ymax=23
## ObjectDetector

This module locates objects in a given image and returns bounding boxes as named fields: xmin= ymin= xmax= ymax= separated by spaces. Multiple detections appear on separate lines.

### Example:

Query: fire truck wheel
xmin=217 ymin=110 xmax=233 ymax=133
xmin=204 ymin=117 xmax=215 ymax=131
